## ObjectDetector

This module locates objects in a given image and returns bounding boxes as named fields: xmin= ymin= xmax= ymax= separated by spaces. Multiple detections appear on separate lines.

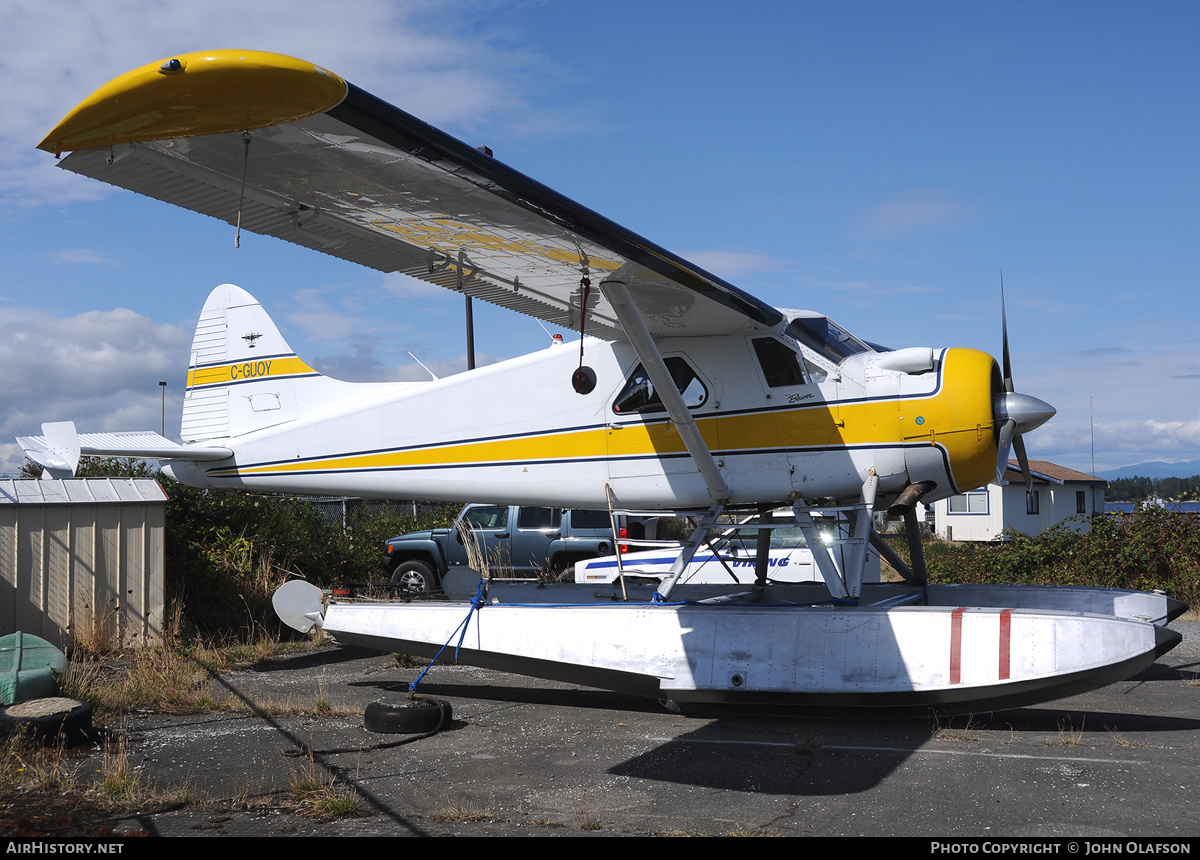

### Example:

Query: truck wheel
xmin=391 ymin=560 xmax=438 ymax=593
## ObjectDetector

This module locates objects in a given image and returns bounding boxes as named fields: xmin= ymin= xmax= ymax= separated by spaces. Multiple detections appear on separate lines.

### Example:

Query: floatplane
xmin=21 ymin=51 xmax=1183 ymax=714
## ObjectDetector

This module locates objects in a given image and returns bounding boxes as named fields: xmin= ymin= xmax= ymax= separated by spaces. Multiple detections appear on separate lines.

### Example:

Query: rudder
xmin=182 ymin=284 xmax=320 ymax=441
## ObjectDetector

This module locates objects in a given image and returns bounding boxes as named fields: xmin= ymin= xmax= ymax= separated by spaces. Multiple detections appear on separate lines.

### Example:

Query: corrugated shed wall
xmin=0 ymin=480 xmax=166 ymax=649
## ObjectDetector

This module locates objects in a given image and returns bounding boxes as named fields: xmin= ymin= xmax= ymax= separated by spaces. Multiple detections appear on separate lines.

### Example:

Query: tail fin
xmin=183 ymin=284 xmax=320 ymax=441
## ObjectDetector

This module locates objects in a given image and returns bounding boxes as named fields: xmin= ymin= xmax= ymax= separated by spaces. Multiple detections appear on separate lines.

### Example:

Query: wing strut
xmin=600 ymin=280 xmax=731 ymax=503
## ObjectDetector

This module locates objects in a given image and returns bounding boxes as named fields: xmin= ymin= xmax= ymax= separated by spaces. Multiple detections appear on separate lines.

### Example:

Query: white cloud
xmin=679 ymin=250 xmax=788 ymax=281
xmin=0 ymin=0 xmax=540 ymax=206
xmin=380 ymin=270 xmax=448 ymax=299
xmin=390 ymin=352 xmax=503 ymax=382
xmin=856 ymin=193 xmax=976 ymax=241
xmin=799 ymin=274 xmax=939 ymax=297
xmin=50 ymin=248 xmax=116 ymax=265
xmin=0 ymin=307 xmax=189 ymax=474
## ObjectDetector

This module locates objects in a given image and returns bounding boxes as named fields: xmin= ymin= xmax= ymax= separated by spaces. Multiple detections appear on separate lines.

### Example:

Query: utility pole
xmin=159 ymin=381 xmax=167 ymax=436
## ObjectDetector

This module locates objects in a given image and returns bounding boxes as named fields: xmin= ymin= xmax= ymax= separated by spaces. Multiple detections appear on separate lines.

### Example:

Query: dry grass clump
xmin=0 ymin=735 xmax=79 ymax=794
xmin=289 ymin=756 xmax=362 ymax=818
xmin=95 ymin=737 xmax=141 ymax=801
xmin=432 ymin=794 xmax=499 ymax=823
xmin=572 ymin=791 xmax=604 ymax=831
xmin=60 ymin=620 xmax=322 ymax=721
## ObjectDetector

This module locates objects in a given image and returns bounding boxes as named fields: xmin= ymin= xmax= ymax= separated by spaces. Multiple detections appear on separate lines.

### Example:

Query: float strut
xmin=753 ymin=503 xmax=772 ymax=587
xmin=903 ymin=507 xmax=928 ymax=585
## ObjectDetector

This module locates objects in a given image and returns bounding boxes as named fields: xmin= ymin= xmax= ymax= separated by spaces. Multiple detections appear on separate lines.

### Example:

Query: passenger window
xmin=518 ymin=507 xmax=560 ymax=530
xmin=752 ymin=338 xmax=808 ymax=387
xmin=612 ymin=357 xmax=707 ymax=414
xmin=569 ymin=510 xmax=611 ymax=530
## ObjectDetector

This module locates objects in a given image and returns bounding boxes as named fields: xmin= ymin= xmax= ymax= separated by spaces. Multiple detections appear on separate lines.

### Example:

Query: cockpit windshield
xmin=785 ymin=316 xmax=874 ymax=365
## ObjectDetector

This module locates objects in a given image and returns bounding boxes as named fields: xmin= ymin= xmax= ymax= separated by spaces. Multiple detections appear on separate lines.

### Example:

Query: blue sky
xmin=1 ymin=1 xmax=1198 ymax=476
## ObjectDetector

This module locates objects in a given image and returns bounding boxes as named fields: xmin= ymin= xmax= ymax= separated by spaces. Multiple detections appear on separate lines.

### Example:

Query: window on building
xmin=1026 ymin=490 xmax=1040 ymax=515
xmin=1076 ymin=490 xmax=1086 ymax=514
xmin=948 ymin=489 xmax=989 ymax=514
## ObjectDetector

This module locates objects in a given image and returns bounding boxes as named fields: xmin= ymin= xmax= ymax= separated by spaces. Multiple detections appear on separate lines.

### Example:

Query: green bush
xmin=162 ymin=482 xmax=457 ymax=638
xmin=918 ymin=505 xmax=1200 ymax=607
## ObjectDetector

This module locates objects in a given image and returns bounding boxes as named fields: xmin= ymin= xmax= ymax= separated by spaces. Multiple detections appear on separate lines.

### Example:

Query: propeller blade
xmin=1001 ymin=274 xmax=1014 ymax=393
xmin=993 ymin=275 xmax=1053 ymax=491
xmin=1013 ymin=434 xmax=1032 ymax=491
xmin=996 ymin=419 xmax=1015 ymax=484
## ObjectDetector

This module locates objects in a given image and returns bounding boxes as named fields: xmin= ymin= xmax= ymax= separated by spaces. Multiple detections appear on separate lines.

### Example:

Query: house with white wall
xmin=932 ymin=461 xmax=1106 ymax=542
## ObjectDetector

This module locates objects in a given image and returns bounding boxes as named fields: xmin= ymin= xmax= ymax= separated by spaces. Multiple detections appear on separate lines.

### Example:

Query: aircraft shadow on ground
xmin=607 ymin=717 xmax=924 ymax=795
xmin=248 ymin=646 xmax=385 ymax=672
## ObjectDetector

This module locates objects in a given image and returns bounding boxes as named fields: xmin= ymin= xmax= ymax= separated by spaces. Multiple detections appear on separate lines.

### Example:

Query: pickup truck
xmin=382 ymin=503 xmax=616 ymax=592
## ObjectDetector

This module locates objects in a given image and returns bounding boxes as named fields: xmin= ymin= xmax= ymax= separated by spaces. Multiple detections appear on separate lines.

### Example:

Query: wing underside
xmin=46 ymin=53 xmax=783 ymax=340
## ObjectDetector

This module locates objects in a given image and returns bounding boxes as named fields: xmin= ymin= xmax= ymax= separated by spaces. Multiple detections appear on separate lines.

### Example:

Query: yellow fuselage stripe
xmin=187 ymin=355 xmax=316 ymax=388
xmin=221 ymin=349 xmax=997 ymax=492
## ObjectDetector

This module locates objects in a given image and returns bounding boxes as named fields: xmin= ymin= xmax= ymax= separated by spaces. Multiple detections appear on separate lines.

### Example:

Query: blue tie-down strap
xmin=408 ymin=579 xmax=488 ymax=694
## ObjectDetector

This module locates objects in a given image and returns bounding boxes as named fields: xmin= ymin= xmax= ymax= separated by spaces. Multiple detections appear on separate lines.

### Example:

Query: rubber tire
xmin=0 ymin=697 xmax=93 ymax=744
xmin=390 ymin=560 xmax=439 ymax=593
xmin=364 ymin=698 xmax=451 ymax=734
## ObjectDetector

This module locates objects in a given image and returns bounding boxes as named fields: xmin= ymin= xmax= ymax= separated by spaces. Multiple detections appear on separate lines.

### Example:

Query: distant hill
xmin=1097 ymin=459 xmax=1200 ymax=480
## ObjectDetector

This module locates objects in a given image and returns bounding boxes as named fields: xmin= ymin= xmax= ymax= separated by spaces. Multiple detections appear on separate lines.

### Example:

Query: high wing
xmin=40 ymin=50 xmax=783 ymax=340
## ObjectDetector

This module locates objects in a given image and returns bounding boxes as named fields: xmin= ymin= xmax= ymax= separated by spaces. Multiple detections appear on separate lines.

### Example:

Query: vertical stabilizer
xmin=182 ymin=284 xmax=320 ymax=441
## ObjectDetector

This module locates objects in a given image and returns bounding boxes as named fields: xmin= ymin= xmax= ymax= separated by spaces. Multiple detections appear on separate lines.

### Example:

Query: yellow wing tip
xmin=38 ymin=49 xmax=348 ymax=154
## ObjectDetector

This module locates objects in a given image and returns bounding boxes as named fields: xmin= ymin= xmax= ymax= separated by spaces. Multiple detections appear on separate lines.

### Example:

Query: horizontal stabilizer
xmin=17 ymin=422 xmax=231 ymax=477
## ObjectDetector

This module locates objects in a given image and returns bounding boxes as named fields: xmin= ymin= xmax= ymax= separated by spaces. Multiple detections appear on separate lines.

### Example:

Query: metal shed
xmin=0 ymin=479 xmax=167 ymax=649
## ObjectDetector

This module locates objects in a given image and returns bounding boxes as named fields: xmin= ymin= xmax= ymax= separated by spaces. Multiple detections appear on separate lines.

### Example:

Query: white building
xmin=932 ymin=461 xmax=1106 ymax=542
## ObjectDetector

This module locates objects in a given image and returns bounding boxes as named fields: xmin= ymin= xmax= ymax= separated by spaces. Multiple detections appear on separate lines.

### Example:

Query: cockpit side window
xmin=612 ymin=357 xmax=707 ymax=415
xmin=786 ymin=317 xmax=872 ymax=365
xmin=752 ymin=337 xmax=808 ymax=387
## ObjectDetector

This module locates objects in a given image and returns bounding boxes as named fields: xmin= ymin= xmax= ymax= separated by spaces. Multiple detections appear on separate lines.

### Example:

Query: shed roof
xmin=0 ymin=478 xmax=168 ymax=505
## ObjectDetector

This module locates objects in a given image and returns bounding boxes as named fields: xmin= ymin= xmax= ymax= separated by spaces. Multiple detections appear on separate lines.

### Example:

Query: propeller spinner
xmin=996 ymin=282 xmax=1056 ymax=489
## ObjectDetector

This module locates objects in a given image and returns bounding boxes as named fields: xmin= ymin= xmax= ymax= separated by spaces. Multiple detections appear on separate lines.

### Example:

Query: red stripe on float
xmin=950 ymin=607 xmax=964 ymax=685
xmin=999 ymin=609 xmax=1012 ymax=680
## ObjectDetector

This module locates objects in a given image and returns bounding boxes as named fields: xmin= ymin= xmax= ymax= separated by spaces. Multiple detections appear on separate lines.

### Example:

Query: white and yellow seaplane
xmin=20 ymin=51 xmax=1183 ymax=714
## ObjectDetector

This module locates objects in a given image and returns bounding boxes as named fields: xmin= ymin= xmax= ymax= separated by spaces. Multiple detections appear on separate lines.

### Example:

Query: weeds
xmin=1057 ymin=716 xmax=1085 ymax=746
xmin=723 ymin=825 xmax=781 ymax=836
xmin=315 ymin=671 xmax=331 ymax=714
xmin=289 ymin=756 xmax=362 ymax=818
xmin=432 ymin=795 xmax=498 ymax=823
xmin=931 ymin=714 xmax=982 ymax=742
xmin=0 ymin=735 xmax=79 ymax=794
xmin=572 ymin=791 xmax=603 ymax=831
xmin=96 ymin=738 xmax=141 ymax=801
xmin=61 ymin=635 xmax=322 ymax=721
xmin=1105 ymin=724 xmax=1140 ymax=748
